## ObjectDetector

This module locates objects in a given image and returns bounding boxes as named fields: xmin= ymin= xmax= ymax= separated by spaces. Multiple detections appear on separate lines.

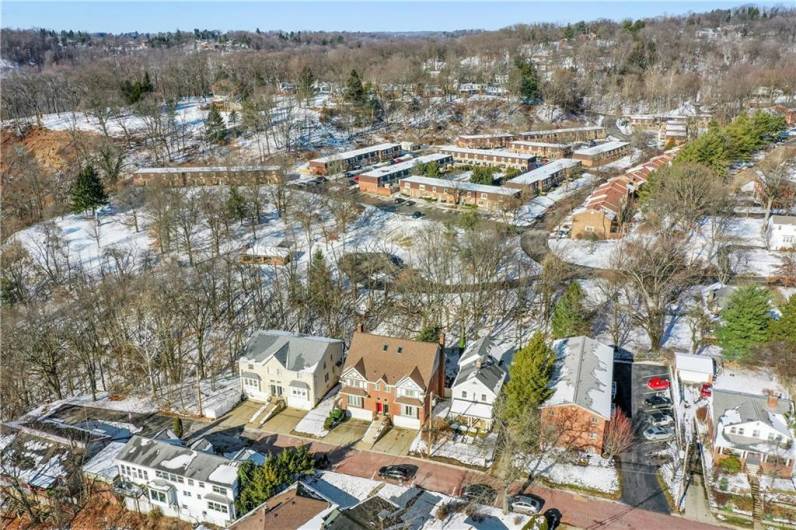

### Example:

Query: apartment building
xmin=357 ymin=153 xmax=452 ymax=195
xmin=572 ymin=141 xmax=630 ymax=167
xmin=455 ymin=133 xmax=516 ymax=149
xmin=438 ymin=146 xmax=535 ymax=171
xmin=239 ymin=244 xmax=291 ymax=266
xmin=132 ymin=165 xmax=282 ymax=187
xmin=503 ymin=158 xmax=581 ymax=195
xmin=400 ymin=176 xmax=520 ymax=211
xmin=508 ymin=140 xmax=573 ymax=160
xmin=518 ymin=126 xmax=606 ymax=144
xmin=309 ymin=143 xmax=401 ymax=175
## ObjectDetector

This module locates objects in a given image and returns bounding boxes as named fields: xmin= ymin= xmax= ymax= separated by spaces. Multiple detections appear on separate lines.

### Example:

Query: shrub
xmin=719 ymin=455 xmax=742 ymax=474
xmin=719 ymin=477 xmax=729 ymax=491
xmin=324 ymin=407 xmax=346 ymax=430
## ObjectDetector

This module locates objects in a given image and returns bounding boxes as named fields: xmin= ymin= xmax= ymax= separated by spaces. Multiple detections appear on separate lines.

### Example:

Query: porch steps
xmin=748 ymin=472 xmax=762 ymax=530
xmin=257 ymin=398 xmax=285 ymax=427
xmin=363 ymin=415 xmax=391 ymax=447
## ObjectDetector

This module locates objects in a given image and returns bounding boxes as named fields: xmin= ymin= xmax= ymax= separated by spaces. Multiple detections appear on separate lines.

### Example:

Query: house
xmin=238 ymin=330 xmax=344 ymax=410
xmin=229 ymin=483 xmax=331 ymax=530
xmin=113 ymin=435 xmax=240 ymax=527
xmin=309 ymin=143 xmax=401 ymax=175
xmin=503 ymin=158 xmax=581 ymax=195
xmin=542 ymin=336 xmax=614 ymax=453
xmin=357 ymin=153 xmax=452 ymax=196
xmin=455 ymin=133 xmax=516 ymax=149
xmin=339 ymin=328 xmax=445 ymax=430
xmin=399 ymin=176 xmax=520 ymax=211
xmin=675 ymin=353 xmax=714 ymax=385
xmin=239 ymin=243 xmax=291 ymax=266
xmin=438 ymin=145 xmax=536 ymax=171
xmin=710 ymin=390 xmax=794 ymax=477
xmin=519 ymin=126 xmax=606 ymax=144
xmin=132 ymin=165 xmax=282 ymax=187
xmin=572 ymin=141 xmax=630 ymax=167
xmin=767 ymin=215 xmax=796 ymax=251
xmin=509 ymin=140 xmax=574 ymax=160
xmin=448 ymin=335 xmax=506 ymax=430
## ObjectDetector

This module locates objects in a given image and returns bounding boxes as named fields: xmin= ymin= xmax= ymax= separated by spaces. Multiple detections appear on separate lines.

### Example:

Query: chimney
xmin=767 ymin=391 xmax=779 ymax=411
xmin=475 ymin=358 xmax=482 ymax=369
xmin=356 ymin=322 xmax=365 ymax=333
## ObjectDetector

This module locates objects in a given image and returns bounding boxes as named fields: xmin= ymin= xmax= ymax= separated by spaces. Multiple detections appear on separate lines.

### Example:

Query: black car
xmin=544 ymin=508 xmax=562 ymax=529
xmin=461 ymin=483 xmax=497 ymax=504
xmin=378 ymin=464 xmax=418 ymax=481
xmin=313 ymin=452 xmax=330 ymax=470
xmin=411 ymin=211 xmax=423 ymax=219
xmin=644 ymin=394 xmax=673 ymax=409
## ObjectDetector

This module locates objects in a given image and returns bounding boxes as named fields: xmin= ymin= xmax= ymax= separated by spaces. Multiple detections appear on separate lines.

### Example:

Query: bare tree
xmin=603 ymin=409 xmax=634 ymax=460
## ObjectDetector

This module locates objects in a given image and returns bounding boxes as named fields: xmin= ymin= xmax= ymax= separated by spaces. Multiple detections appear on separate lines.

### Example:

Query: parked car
xmin=646 ymin=377 xmax=671 ymax=391
xmin=644 ymin=394 xmax=673 ymax=409
xmin=313 ymin=452 xmax=330 ymax=469
xmin=544 ymin=508 xmax=563 ymax=529
xmin=411 ymin=211 xmax=423 ymax=219
xmin=395 ymin=197 xmax=406 ymax=204
xmin=461 ymin=483 xmax=497 ymax=504
xmin=643 ymin=425 xmax=674 ymax=441
xmin=378 ymin=464 xmax=418 ymax=481
xmin=646 ymin=411 xmax=674 ymax=427
xmin=700 ymin=383 xmax=713 ymax=398
xmin=509 ymin=494 xmax=544 ymax=515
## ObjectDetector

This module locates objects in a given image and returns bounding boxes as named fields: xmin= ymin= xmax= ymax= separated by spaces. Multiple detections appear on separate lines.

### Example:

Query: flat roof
xmin=439 ymin=145 xmax=535 ymax=161
xmin=574 ymin=141 xmax=629 ymax=156
xmin=401 ymin=175 xmax=519 ymax=196
xmin=457 ymin=133 xmax=514 ymax=140
xmin=311 ymin=143 xmax=400 ymax=164
xmin=505 ymin=159 xmax=580 ymax=185
xmin=135 ymin=165 xmax=280 ymax=174
xmin=359 ymin=153 xmax=451 ymax=179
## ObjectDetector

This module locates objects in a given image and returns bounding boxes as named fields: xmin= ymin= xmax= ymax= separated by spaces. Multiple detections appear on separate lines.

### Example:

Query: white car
xmin=509 ymin=494 xmax=544 ymax=515
xmin=643 ymin=425 xmax=674 ymax=441
xmin=646 ymin=412 xmax=674 ymax=427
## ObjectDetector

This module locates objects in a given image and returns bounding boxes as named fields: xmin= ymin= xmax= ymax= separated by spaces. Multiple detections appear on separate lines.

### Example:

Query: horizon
xmin=1 ymin=1 xmax=785 ymax=34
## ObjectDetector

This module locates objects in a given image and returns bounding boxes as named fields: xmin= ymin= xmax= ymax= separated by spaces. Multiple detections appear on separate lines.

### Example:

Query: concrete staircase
xmin=748 ymin=472 xmax=763 ymax=530
xmin=256 ymin=397 xmax=285 ymax=427
xmin=363 ymin=415 xmax=391 ymax=447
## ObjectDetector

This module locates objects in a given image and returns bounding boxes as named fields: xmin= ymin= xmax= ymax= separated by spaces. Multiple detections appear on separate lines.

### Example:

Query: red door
xmin=376 ymin=401 xmax=382 ymax=414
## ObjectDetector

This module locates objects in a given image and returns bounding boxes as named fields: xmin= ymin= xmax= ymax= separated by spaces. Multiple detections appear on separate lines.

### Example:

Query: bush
xmin=719 ymin=477 xmax=729 ymax=491
xmin=324 ymin=407 xmax=346 ymax=430
xmin=719 ymin=455 xmax=743 ymax=474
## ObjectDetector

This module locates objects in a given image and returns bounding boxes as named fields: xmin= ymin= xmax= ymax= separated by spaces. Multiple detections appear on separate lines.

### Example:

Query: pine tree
xmin=70 ymin=164 xmax=108 ymax=216
xmin=226 ymin=186 xmax=249 ymax=223
xmin=499 ymin=332 xmax=555 ymax=425
xmin=769 ymin=296 xmax=796 ymax=346
xmin=717 ymin=286 xmax=771 ymax=361
xmin=551 ymin=282 xmax=590 ymax=338
xmin=205 ymin=105 xmax=227 ymax=144
xmin=172 ymin=417 xmax=183 ymax=438
xmin=511 ymin=56 xmax=540 ymax=102
xmin=298 ymin=65 xmax=316 ymax=103
xmin=417 ymin=323 xmax=442 ymax=342
xmin=344 ymin=69 xmax=366 ymax=106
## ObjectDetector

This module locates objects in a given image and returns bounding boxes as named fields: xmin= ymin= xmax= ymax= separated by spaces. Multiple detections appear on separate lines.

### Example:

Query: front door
xmin=383 ymin=403 xmax=389 ymax=415
xmin=376 ymin=401 xmax=383 ymax=414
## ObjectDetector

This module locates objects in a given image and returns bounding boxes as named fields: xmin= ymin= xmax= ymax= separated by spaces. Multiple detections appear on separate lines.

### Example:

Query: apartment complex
xmin=503 ymin=158 xmax=581 ymax=195
xmin=400 ymin=176 xmax=520 ymax=210
xmin=572 ymin=141 xmax=630 ymax=167
xmin=518 ymin=126 xmax=606 ymax=143
xmin=438 ymin=145 xmax=536 ymax=171
xmin=455 ymin=133 xmax=516 ymax=149
xmin=357 ymin=153 xmax=452 ymax=195
xmin=133 ymin=165 xmax=282 ymax=187
xmin=309 ymin=143 xmax=401 ymax=175
xmin=509 ymin=140 xmax=574 ymax=160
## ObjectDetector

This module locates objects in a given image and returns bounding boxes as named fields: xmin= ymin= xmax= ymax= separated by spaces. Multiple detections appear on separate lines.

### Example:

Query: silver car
xmin=643 ymin=425 xmax=674 ymax=441
xmin=646 ymin=412 xmax=674 ymax=427
xmin=509 ymin=494 xmax=544 ymax=514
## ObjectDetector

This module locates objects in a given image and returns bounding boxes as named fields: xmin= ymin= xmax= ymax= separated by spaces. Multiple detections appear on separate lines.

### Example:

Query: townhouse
xmin=518 ymin=126 xmax=606 ymax=144
xmin=132 ymin=165 xmax=282 ymax=187
xmin=449 ymin=335 xmax=506 ymax=430
xmin=400 ymin=176 xmax=520 ymax=211
xmin=541 ymin=336 xmax=614 ymax=453
xmin=508 ymin=140 xmax=574 ymax=160
xmin=309 ymin=143 xmax=401 ymax=175
xmin=238 ymin=330 xmax=344 ymax=410
xmin=455 ymin=133 xmax=516 ymax=149
xmin=572 ymin=141 xmax=630 ymax=167
xmin=438 ymin=145 xmax=536 ymax=171
xmin=503 ymin=158 xmax=581 ymax=196
xmin=114 ymin=434 xmax=241 ymax=527
xmin=339 ymin=328 xmax=445 ymax=430
xmin=767 ymin=215 xmax=796 ymax=251
xmin=357 ymin=153 xmax=453 ymax=195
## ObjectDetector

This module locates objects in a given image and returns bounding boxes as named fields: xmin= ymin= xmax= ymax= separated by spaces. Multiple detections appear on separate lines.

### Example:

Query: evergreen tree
xmin=298 ymin=65 xmax=316 ymax=103
xmin=717 ymin=286 xmax=771 ymax=361
xmin=226 ymin=186 xmax=249 ymax=223
xmin=205 ymin=105 xmax=227 ymax=144
xmin=470 ymin=166 xmax=496 ymax=185
xmin=344 ymin=69 xmax=366 ymax=106
xmin=499 ymin=332 xmax=555 ymax=425
xmin=551 ymin=282 xmax=590 ymax=338
xmin=235 ymin=446 xmax=314 ymax=515
xmin=769 ymin=295 xmax=796 ymax=346
xmin=70 ymin=164 xmax=108 ymax=216
xmin=417 ymin=323 xmax=441 ymax=342
xmin=172 ymin=417 xmax=183 ymax=438
xmin=511 ymin=56 xmax=540 ymax=102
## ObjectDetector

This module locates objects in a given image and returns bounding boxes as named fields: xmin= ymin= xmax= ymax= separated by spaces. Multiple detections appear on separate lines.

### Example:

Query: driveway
xmin=614 ymin=361 xmax=672 ymax=514
xmin=364 ymin=427 xmax=417 ymax=456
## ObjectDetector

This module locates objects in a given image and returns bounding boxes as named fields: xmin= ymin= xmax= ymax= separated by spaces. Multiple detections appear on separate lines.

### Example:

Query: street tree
xmin=551 ymin=282 xmax=590 ymax=339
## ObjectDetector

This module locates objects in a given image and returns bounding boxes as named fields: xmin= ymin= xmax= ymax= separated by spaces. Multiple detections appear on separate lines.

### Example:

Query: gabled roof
xmin=344 ymin=332 xmax=441 ymax=390
xmin=545 ymin=336 xmax=614 ymax=419
xmin=452 ymin=336 xmax=506 ymax=393
xmin=240 ymin=330 xmax=342 ymax=372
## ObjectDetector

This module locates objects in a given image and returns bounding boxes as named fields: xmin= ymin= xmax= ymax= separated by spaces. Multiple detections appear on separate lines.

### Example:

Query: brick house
xmin=357 ymin=153 xmax=452 ymax=196
xmin=455 ymin=133 xmax=516 ymax=149
xmin=572 ymin=141 xmax=630 ymax=167
xmin=541 ymin=336 xmax=614 ymax=453
xmin=399 ymin=176 xmax=520 ymax=211
xmin=339 ymin=329 xmax=445 ymax=430
xmin=309 ymin=143 xmax=401 ymax=175
xmin=518 ymin=126 xmax=606 ymax=143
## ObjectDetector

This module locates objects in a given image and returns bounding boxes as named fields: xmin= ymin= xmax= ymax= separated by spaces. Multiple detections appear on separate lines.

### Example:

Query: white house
xmin=449 ymin=336 xmax=506 ymax=430
xmin=239 ymin=330 xmax=344 ymax=410
xmin=675 ymin=353 xmax=714 ymax=385
xmin=767 ymin=215 xmax=796 ymax=251
xmin=113 ymin=435 xmax=241 ymax=527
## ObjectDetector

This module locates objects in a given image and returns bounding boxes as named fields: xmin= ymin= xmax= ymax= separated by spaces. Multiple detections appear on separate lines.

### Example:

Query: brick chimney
xmin=767 ymin=391 xmax=779 ymax=411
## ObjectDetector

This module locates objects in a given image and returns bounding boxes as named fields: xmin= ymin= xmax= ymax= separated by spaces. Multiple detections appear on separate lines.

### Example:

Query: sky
xmin=1 ymin=1 xmax=783 ymax=33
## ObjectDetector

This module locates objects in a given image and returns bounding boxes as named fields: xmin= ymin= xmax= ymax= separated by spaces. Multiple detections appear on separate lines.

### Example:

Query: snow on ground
xmin=548 ymin=238 xmax=617 ymax=269
xmin=713 ymin=367 xmax=787 ymax=397
xmin=295 ymin=385 xmax=340 ymax=438
xmin=602 ymin=148 xmax=643 ymax=170
xmin=729 ymin=247 xmax=789 ymax=277
xmin=410 ymin=430 xmax=498 ymax=469
xmin=512 ymin=172 xmax=597 ymax=227
xmin=532 ymin=453 xmax=620 ymax=495
xmin=82 ymin=441 xmax=126 ymax=482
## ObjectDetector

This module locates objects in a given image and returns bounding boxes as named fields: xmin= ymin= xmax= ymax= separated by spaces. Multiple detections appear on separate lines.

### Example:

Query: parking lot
xmin=614 ymin=361 xmax=673 ymax=514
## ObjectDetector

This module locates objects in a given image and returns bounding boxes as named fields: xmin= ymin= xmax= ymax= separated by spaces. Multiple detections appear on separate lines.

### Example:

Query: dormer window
xmin=383 ymin=344 xmax=388 ymax=351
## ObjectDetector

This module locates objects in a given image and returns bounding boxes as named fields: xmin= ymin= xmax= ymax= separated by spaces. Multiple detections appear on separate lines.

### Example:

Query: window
xmin=183 ymin=491 xmax=191 ymax=497
xmin=149 ymin=489 xmax=167 ymax=503
xmin=208 ymin=501 xmax=229 ymax=514
xmin=212 ymin=485 xmax=227 ymax=495
xmin=349 ymin=395 xmax=364 ymax=408
xmin=199 ymin=482 xmax=206 ymax=488
xmin=188 ymin=479 xmax=194 ymax=486
xmin=752 ymin=430 xmax=760 ymax=438
xmin=738 ymin=428 xmax=745 ymax=436
xmin=730 ymin=427 xmax=736 ymax=434
xmin=383 ymin=344 xmax=389 ymax=351
xmin=244 ymin=377 xmax=260 ymax=390
xmin=461 ymin=391 xmax=468 ymax=399
xmin=176 ymin=476 xmax=184 ymax=484
xmin=325 ymin=373 xmax=329 ymax=382
xmin=248 ymin=363 xmax=254 ymax=370
xmin=402 ymin=405 xmax=418 ymax=418
xmin=182 ymin=504 xmax=188 ymax=510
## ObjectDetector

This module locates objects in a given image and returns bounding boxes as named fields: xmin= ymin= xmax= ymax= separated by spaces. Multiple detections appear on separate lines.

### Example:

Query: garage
xmin=287 ymin=381 xmax=312 ymax=410
xmin=675 ymin=353 xmax=714 ymax=385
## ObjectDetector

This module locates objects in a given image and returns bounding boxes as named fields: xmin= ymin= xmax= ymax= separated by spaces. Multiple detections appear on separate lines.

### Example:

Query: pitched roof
xmin=343 ymin=332 xmax=441 ymax=390
xmin=452 ymin=335 xmax=506 ymax=393
xmin=546 ymin=336 xmax=614 ymax=419
xmin=240 ymin=330 xmax=342 ymax=372
xmin=229 ymin=484 xmax=330 ymax=530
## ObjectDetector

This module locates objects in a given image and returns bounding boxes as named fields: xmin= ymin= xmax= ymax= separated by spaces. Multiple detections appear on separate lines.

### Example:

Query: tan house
xmin=309 ymin=143 xmax=401 ymax=175
xmin=518 ymin=126 xmax=606 ymax=143
xmin=133 ymin=165 xmax=282 ymax=187
xmin=239 ymin=243 xmax=291 ymax=266
xmin=572 ymin=141 xmax=630 ymax=167
xmin=509 ymin=141 xmax=574 ymax=160
xmin=455 ymin=133 xmax=516 ymax=149
xmin=400 ymin=176 xmax=520 ymax=211
xmin=438 ymin=146 xmax=536 ymax=171
xmin=542 ymin=336 xmax=614 ymax=453
xmin=239 ymin=331 xmax=344 ymax=410
xmin=339 ymin=329 xmax=445 ymax=430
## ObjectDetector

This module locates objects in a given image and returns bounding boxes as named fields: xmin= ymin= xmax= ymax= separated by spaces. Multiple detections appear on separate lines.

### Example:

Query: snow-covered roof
xmin=574 ymin=141 xmax=629 ymax=157
xmin=452 ymin=335 xmax=506 ymax=394
xmin=713 ymin=368 xmax=788 ymax=398
xmin=521 ymin=126 xmax=604 ymax=136
xmin=311 ymin=143 xmax=400 ymax=164
xmin=359 ymin=153 xmax=451 ymax=179
xmin=82 ymin=441 xmax=126 ymax=482
xmin=457 ymin=133 xmax=514 ymax=140
xmin=439 ymin=145 xmax=536 ymax=161
xmin=510 ymin=140 xmax=570 ymax=149
xmin=675 ymin=353 xmax=713 ymax=375
xmin=240 ymin=330 xmax=342 ymax=372
xmin=135 ymin=165 xmax=279 ymax=174
xmin=401 ymin=176 xmax=520 ymax=196
xmin=244 ymin=244 xmax=290 ymax=258
xmin=505 ymin=159 xmax=580 ymax=186
xmin=546 ymin=336 xmax=614 ymax=419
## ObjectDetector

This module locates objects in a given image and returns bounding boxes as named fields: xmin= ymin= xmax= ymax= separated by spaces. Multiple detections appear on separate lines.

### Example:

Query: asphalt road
xmin=614 ymin=361 xmax=672 ymax=514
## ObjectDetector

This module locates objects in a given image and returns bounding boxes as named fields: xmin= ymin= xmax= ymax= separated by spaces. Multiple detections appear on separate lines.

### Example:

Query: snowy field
xmin=531 ymin=453 xmax=620 ymax=495
xmin=512 ymin=172 xmax=597 ymax=227
xmin=410 ymin=430 xmax=498 ymax=469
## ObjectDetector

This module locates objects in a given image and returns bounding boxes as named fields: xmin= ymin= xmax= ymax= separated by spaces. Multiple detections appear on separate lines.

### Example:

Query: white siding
xmin=393 ymin=415 xmax=421 ymax=430
xmin=348 ymin=406 xmax=373 ymax=421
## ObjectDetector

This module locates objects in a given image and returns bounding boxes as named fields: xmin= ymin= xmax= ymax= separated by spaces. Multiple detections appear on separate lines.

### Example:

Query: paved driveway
xmin=615 ymin=361 xmax=672 ymax=514
xmin=365 ymin=427 xmax=417 ymax=455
